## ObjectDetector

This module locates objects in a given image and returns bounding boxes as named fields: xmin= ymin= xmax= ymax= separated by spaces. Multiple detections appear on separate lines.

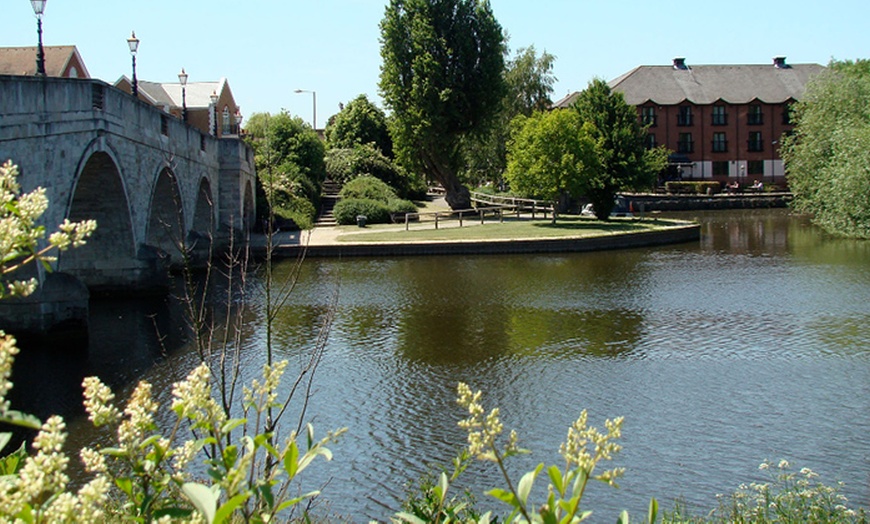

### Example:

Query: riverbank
xmin=623 ymin=191 xmax=792 ymax=211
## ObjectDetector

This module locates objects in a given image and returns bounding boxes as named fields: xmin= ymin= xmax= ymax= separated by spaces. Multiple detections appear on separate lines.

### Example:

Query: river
xmin=10 ymin=209 xmax=870 ymax=521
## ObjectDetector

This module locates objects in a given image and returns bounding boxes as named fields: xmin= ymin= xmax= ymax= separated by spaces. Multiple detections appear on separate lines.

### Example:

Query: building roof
xmin=553 ymin=57 xmax=826 ymax=108
xmin=136 ymin=78 xmax=229 ymax=109
xmin=0 ymin=45 xmax=90 ymax=77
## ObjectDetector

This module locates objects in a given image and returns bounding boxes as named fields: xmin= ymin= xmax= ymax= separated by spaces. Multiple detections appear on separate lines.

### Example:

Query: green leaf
xmin=485 ymin=487 xmax=518 ymax=508
xmin=617 ymin=509 xmax=630 ymax=524
xmin=547 ymin=465 xmax=564 ymax=495
xmin=0 ymin=410 xmax=41 ymax=429
xmin=274 ymin=490 xmax=320 ymax=513
xmin=647 ymin=497 xmax=658 ymax=524
xmin=220 ymin=418 xmax=247 ymax=435
xmin=578 ymin=509 xmax=593 ymax=522
xmin=214 ymin=493 xmax=250 ymax=524
xmin=0 ymin=441 xmax=25 ymax=474
xmin=436 ymin=471 xmax=449 ymax=503
xmin=182 ymin=482 xmax=219 ymax=524
xmin=283 ymin=440 xmax=299 ymax=479
xmin=115 ymin=477 xmax=133 ymax=497
xmin=394 ymin=511 xmax=427 ymax=524
xmin=518 ymin=464 xmax=543 ymax=506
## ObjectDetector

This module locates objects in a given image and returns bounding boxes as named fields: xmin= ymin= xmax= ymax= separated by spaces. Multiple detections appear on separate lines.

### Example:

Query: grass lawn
xmin=334 ymin=214 xmax=690 ymax=243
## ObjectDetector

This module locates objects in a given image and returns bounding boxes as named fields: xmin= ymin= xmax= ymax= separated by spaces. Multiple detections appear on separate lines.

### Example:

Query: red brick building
xmin=555 ymin=57 xmax=824 ymax=186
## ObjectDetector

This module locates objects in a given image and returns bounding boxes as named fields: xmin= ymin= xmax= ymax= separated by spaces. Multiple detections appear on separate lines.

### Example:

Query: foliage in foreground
xmin=782 ymin=59 xmax=870 ymax=238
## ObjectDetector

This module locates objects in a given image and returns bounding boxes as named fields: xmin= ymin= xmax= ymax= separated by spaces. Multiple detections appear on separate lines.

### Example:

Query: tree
xmin=462 ymin=45 xmax=557 ymax=186
xmin=325 ymin=95 xmax=394 ymax=157
xmin=782 ymin=59 xmax=870 ymax=238
xmin=245 ymin=111 xmax=326 ymax=228
xmin=572 ymin=79 xmax=667 ymax=219
xmin=505 ymin=109 xmax=600 ymax=206
xmin=379 ymin=0 xmax=506 ymax=210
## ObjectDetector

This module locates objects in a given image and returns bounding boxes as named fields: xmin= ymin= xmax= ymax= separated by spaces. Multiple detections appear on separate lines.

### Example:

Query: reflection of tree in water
xmin=393 ymin=251 xmax=649 ymax=364
xmin=506 ymin=307 xmax=644 ymax=359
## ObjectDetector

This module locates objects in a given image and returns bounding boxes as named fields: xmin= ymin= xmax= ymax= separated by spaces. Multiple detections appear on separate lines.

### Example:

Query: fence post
xmin=459 ymin=212 xmax=463 ymax=227
xmin=405 ymin=213 xmax=410 ymax=231
xmin=435 ymin=213 xmax=439 ymax=230
xmin=480 ymin=209 xmax=484 ymax=224
xmin=499 ymin=208 xmax=503 ymax=223
xmin=532 ymin=202 xmax=536 ymax=220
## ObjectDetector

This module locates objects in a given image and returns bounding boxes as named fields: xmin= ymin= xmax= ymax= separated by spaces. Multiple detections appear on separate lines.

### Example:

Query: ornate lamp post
xmin=127 ymin=31 xmax=139 ymax=97
xmin=178 ymin=68 xmax=188 ymax=123
xmin=209 ymin=90 xmax=218 ymax=136
xmin=294 ymin=89 xmax=316 ymax=131
xmin=30 ymin=0 xmax=47 ymax=76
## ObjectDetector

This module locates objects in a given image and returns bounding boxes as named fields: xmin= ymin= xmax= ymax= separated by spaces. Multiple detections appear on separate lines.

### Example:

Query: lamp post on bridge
xmin=30 ymin=0 xmax=47 ymax=76
xmin=294 ymin=89 xmax=316 ymax=131
xmin=209 ymin=90 xmax=218 ymax=136
xmin=127 ymin=31 xmax=139 ymax=98
xmin=178 ymin=68 xmax=188 ymax=123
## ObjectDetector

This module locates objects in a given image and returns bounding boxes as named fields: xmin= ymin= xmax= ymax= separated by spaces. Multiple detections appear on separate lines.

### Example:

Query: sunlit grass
xmin=335 ymin=215 xmax=689 ymax=243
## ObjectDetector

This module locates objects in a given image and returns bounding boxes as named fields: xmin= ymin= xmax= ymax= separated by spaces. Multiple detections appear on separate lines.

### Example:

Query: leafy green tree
xmin=782 ymin=59 xmax=870 ymax=238
xmin=325 ymin=95 xmax=393 ymax=157
xmin=505 ymin=109 xmax=600 ymax=206
xmin=245 ymin=111 xmax=326 ymax=228
xmin=572 ymin=79 xmax=667 ymax=219
xmin=462 ymin=45 xmax=557 ymax=186
xmin=379 ymin=0 xmax=506 ymax=210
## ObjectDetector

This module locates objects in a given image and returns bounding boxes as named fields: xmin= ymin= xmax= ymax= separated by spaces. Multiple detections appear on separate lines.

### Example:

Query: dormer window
xmin=222 ymin=106 xmax=231 ymax=135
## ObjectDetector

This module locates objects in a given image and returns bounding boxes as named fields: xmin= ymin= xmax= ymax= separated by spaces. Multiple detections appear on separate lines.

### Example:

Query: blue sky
xmin=5 ymin=1 xmax=866 ymax=127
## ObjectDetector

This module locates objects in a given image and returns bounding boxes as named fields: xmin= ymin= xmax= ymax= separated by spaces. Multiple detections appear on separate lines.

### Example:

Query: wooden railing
xmin=402 ymin=191 xmax=555 ymax=231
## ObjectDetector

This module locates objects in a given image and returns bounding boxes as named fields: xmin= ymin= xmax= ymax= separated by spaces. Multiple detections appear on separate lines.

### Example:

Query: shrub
xmin=333 ymin=198 xmax=392 ymax=225
xmin=665 ymin=181 xmax=721 ymax=195
xmin=339 ymin=175 xmax=398 ymax=203
xmin=326 ymin=145 xmax=427 ymax=200
xmin=274 ymin=195 xmax=316 ymax=230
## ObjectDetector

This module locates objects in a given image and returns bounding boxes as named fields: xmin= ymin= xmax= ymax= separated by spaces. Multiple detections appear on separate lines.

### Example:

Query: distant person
xmin=752 ymin=180 xmax=763 ymax=191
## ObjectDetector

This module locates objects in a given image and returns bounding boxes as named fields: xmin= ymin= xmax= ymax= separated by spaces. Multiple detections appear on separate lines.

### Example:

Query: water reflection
xmin=7 ymin=209 xmax=870 ymax=521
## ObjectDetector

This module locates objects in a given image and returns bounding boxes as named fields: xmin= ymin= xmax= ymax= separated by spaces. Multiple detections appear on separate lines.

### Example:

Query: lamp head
xmin=127 ymin=31 xmax=139 ymax=55
xmin=30 ymin=0 xmax=46 ymax=16
xmin=178 ymin=68 xmax=188 ymax=86
xmin=210 ymin=90 xmax=219 ymax=104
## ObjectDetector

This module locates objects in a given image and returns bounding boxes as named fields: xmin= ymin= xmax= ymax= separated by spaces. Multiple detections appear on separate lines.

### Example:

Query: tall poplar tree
xmin=379 ymin=0 xmax=506 ymax=210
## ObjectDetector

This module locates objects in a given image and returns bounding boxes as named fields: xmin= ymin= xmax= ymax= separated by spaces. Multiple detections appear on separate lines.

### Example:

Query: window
xmin=748 ymin=104 xmax=764 ymax=125
xmin=713 ymin=161 xmax=729 ymax=176
xmin=748 ymin=160 xmax=764 ymax=175
xmin=747 ymin=131 xmax=763 ymax=151
xmin=641 ymin=106 xmax=657 ymax=126
xmin=712 ymin=132 xmax=728 ymax=152
xmin=222 ymin=106 xmax=231 ymax=135
xmin=161 ymin=115 xmax=169 ymax=136
xmin=677 ymin=132 xmax=694 ymax=153
xmin=644 ymin=133 xmax=656 ymax=149
xmin=712 ymin=105 xmax=727 ymax=125
xmin=678 ymin=105 xmax=693 ymax=126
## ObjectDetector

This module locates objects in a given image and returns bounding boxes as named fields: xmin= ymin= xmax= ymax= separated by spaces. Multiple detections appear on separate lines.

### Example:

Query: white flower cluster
xmin=456 ymin=382 xmax=519 ymax=462
xmin=0 ymin=160 xmax=96 ymax=300
xmin=559 ymin=410 xmax=625 ymax=485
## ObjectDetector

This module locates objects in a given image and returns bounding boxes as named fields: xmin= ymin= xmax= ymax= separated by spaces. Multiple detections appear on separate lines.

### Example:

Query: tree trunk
xmin=424 ymin=152 xmax=471 ymax=210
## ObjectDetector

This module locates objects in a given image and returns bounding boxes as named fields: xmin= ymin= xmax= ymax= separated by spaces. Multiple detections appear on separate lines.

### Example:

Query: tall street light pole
xmin=127 ymin=31 xmax=139 ymax=98
xmin=294 ymin=89 xmax=316 ymax=131
xmin=178 ymin=68 xmax=188 ymax=123
xmin=30 ymin=0 xmax=47 ymax=76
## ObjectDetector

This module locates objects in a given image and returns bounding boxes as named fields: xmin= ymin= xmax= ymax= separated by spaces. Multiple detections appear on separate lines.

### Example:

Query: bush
xmin=274 ymin=195 xmax=316 ymax=230
xmin=665 ymin=181 xmax=721 ymax=195
xmin=339 ymin=175 xmax=398 ymax=203
xmin=333 ymin=198 xmax=392 ymax=225
xmin=326 ymin=145 xmax=427 ymax=200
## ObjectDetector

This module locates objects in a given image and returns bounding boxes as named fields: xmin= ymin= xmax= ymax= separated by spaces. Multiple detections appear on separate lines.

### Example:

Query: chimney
xmin=773 ymin=56 xmax=788 ymax=68
xmin=673 ymin=57 xmax=687 ymax=70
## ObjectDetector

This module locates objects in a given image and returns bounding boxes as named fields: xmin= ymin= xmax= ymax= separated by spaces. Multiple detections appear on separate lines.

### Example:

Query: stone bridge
xmin=0 ymin=75 xmax=257 ymax=334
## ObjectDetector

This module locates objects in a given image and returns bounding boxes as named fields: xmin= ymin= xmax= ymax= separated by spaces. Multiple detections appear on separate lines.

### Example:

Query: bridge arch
xmin=145 ymin=167 xmax=186 ymax=265
xmin=58 ymin=148 xmax=136 ymax=289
